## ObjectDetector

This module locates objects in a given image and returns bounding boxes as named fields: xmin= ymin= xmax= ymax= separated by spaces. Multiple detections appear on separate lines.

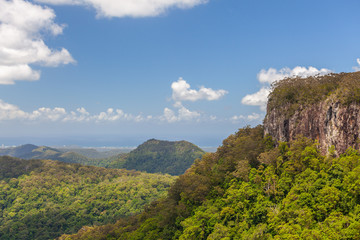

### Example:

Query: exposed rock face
xmin=264 ymin=98 xmax=360 ymax=155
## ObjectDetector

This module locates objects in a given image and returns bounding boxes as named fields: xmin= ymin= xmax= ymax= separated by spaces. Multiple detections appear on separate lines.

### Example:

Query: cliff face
xmin=264 ymin=97 xmax=360 ymax=155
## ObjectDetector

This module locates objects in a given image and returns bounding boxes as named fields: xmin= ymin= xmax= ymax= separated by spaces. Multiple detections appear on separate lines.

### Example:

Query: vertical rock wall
xmin=264 ymin=99 xmax=360 ymax=155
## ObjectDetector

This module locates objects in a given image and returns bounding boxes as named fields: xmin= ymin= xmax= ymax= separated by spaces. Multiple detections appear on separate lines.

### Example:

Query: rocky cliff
xmin=264 ymin=72 xmax=360 ymax=155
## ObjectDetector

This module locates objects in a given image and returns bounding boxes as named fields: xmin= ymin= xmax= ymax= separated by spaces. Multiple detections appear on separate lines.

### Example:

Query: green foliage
xmin=63 ymin=126 xmax=360 ymax=240
xmin=0 ymin=157 xmax=176 ymax=240
xmin=121 ymin=139 xmax=205 ymax=175
xmin=267 ymin=71 xmax=360 ymax=117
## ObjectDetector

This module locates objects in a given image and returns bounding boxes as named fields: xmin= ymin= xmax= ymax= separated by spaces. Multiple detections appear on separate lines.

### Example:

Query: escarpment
xmin=264 ymin=71 xmax=360 ymax=155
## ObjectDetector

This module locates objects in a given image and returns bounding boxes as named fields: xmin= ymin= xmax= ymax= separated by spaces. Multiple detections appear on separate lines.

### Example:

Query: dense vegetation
xmin=61 ymin=125 xmax=360 ymax=240
xmin=111 ymin=139 xmax=205 ymax=175
xmin=57 ymin=147 xmax=132 ymax=159
xmin=0 ymin=157 xmax=176 ymax=240
xmin=267 ymin=71 xmax=360 ymax=116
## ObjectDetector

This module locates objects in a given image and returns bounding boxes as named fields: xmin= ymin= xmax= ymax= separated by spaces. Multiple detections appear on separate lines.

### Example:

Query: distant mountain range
xmin=0 ymin=144 xmax=113 ymax=167
xmin=0 ymin=139 xmax=206 ymax=175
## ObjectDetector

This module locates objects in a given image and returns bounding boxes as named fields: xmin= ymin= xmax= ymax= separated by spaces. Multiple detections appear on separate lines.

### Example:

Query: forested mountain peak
xmin=122 ymin=139 xmax=205 ymax=175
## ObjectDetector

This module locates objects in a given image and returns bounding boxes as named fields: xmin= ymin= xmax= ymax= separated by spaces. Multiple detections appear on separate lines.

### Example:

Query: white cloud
xmin=161 ymin=102 xmax=200 ymax=123
xmin=0 ymin=99 xmax=28 ymax=120
xmin=162 ymin=108 xmax=178 ymax=123
xmin=241 ymin=87 xmax=270 ymax=111
xmin=161 ymin=77 xmax=227 ymax=122
xmin=0 ymin=98 xmax=206 ymax=124
xmin=29 ymin=107 xmax=67 ymax=121
xmin=35 ymin=0 xmax=208 ymax=18
xmin=171 ymin=77 xmax=228 ymax=102
xmin=0 ymin=99 xmax=148 ymax=123
xmin=353 ymin=58 xmax=360 ymax=71
xmin=242 ymin=66 xmax=332 ymax=111
xmin=63 ymin=107 xmax=90 ymax=122
xmin=257 ymin=66 xmax=332 ymax=84
xmin=0 ymin=65 xmax=40 ymax=84
xmin=92 ymin=108 xmax=143 ymax=122
xmin=0 ymin=0 xmax=75 ymax=84
xmin=231 ymin=113 xmax=262 ymax=123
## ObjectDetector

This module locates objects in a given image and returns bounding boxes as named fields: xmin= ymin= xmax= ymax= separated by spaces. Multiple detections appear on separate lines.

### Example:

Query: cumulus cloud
xmin=91 ymin=108 xmax=144 ymax=122
xmin=0 ymin=65 xmax=40 ymax=84
xmin=161 ymin=77 xmax=227 ymax=122
xmin=35 ymin=0 xmax=208 ymax=18
xmin=29 ymin=107 xmax=67 ymax=121
xmin=353 ymin=58 xmax=360 ymax=71
xmin=241 ymin=87 xmax=270 ymax=111
xmin=230 ymin=113 xmax=262 ymax=123
xmin=0 ymin=99 xmax=28 ymax=120
xmin=0 ymin=98 xmax=207 ymax=124
xmin=242 ymin=66 xmax=332 ymax=111
xmin=0 ymin=0 xmax=75 ymax=84
xmin=257 ymin=66 xmax=332 ymax=84
xmin=171 ymin=77 xmax=228 ymax=102
xmin=161 ymin=102 xmax=200 ymax=123
xmin=0 ymin=99 xmax=146 ymax=123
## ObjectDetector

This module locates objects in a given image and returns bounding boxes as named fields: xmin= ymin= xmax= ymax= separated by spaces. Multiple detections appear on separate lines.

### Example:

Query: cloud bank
xmin=0 ymin=99 xmax=144 ymax=122
xmin=0 ymin=0 xmax=75 ymax=84
xmin=35 ymin=0 xmax=208 ymax=18
xmin=242 ymin=66 xmax=332 ymax=111
xmin=0 ymin=99 xmax=202 ymax=124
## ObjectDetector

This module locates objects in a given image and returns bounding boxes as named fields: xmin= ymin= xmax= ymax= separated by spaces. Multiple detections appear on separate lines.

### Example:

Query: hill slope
xmin=112 ymin=139 xmax=205 ymax=175
xmin=0 ymin=156 xmax=176 ymax=240
xmin=0 ymin=144 xmax=38 ymax=158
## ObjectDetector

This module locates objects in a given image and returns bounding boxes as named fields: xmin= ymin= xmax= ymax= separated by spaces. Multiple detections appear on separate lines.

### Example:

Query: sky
xmin=0 ymin=0 xmax=360 ymax=147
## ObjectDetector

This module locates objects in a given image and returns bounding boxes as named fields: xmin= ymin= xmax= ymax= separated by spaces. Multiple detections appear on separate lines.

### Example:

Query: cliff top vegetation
xmin=267 ymin=71 xmax=360 ymax=115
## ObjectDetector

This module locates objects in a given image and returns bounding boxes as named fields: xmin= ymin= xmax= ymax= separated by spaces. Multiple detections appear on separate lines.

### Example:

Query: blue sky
xmin=0 ymin=0 xmax=360 ymax=147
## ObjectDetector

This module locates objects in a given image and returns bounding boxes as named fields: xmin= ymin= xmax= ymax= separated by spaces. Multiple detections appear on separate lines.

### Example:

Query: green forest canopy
xmin=110 ymin=139 xmax=205 ymax=175
xmin=0 ymin=157 xmax=176 ymax=240
xmin=61 ymin=126 xmax=360 ymax=240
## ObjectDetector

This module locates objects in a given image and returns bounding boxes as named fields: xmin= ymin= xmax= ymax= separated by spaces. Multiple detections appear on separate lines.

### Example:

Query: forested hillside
xmin=0 ymin=157 xmax=176 ymax=240
xmin=110 ymin=139 xmax=205 ymax=175
xmin=61 ymin=126 xmax=360 ymax=239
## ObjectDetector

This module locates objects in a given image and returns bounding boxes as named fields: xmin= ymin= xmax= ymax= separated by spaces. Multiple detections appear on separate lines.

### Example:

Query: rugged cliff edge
xmin=264 ymin=72 xmax=360 ymax=155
